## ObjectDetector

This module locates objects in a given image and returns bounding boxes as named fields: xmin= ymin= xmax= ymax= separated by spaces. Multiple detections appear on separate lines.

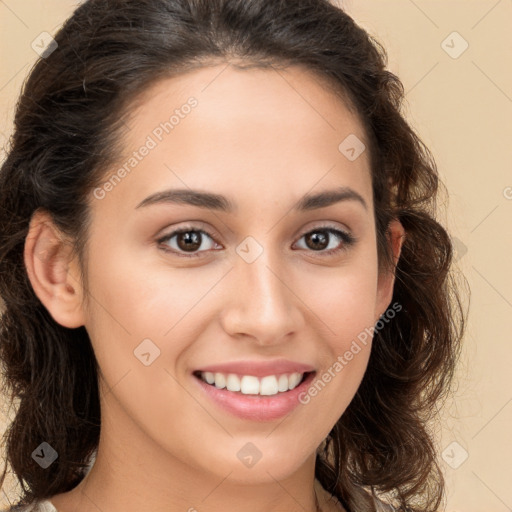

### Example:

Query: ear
xmin=24 ymin=209 xmax=86 ymax=328
xmin=374 ymin=218 xmax=405 ymax=322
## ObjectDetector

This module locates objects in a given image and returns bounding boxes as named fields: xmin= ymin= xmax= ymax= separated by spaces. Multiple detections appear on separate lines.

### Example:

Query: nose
xmin=219 ymin=251 xmax=305 ymax=346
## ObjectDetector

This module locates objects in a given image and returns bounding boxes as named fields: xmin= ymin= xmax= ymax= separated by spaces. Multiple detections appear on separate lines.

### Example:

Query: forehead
xmin=128 ymin=63 xmax=364 ymax=139
xmin=92 ymin=63 xmax=372 ymax=217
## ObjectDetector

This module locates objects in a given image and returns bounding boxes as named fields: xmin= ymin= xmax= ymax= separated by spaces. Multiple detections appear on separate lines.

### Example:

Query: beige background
xmin=1 ymin=1 xmax=511 ymax=510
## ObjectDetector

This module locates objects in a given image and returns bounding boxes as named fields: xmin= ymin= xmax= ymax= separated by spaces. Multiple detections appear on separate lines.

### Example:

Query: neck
xmin=51 ymin=428 xmax=324 ymax=512
xmin=51 ymin=455 xmax=322 ymax=512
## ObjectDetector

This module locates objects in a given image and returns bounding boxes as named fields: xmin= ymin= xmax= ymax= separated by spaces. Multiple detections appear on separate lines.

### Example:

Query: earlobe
xmin=24 ymin=209 xmax=86 ymax=329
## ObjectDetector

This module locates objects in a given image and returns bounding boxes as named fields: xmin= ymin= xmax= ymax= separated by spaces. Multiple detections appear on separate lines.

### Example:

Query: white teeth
xmin=260 ymin=375 xmax=278 ymax=395
xmin=277 ymin=374 xmax=289 ymax=392
xmin=199 ymin=371 xmax=306 ymax=395
xmin=226 ymin=373 xmax=241 ymax=392
xmin=241 ymin=375 xmax=260 ymax=394
xmin=288 ymin=372 xmax=302 ymax=390
xmin=214 ymin=372 xmax=226 ymax=389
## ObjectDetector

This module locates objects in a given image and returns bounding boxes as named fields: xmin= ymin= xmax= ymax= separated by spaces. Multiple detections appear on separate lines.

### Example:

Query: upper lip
xmin=194 ymin=359 xmax=315 ymax=378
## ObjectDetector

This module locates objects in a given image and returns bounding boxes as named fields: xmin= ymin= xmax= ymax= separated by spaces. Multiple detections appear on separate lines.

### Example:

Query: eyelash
xmin=156 ymin=224 xmax=357 ymax=259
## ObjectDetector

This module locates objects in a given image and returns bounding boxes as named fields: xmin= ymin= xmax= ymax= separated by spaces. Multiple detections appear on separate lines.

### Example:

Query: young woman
xmin=0 ymin=1 xmax=467 ymax=511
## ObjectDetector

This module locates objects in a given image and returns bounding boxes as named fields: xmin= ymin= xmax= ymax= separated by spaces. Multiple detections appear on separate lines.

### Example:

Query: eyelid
xmin=156 ymin=221 xmax=219 ymax=244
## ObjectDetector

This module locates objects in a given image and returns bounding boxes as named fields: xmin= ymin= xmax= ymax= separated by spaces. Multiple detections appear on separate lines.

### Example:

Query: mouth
xmin=191 ymin=368 xmax=317 ymax=421
xmin=193 ymin=370 xmax=313 ymax=396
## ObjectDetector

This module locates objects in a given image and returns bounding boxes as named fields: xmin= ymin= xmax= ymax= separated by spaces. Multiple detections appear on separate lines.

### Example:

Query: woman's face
xmin=42 ymin=64 xmax=403 ymax=485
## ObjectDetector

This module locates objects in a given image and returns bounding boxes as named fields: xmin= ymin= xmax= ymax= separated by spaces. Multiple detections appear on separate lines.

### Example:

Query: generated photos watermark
xmin=298 ymin=301 xmax=402 ymax=405
xmin=93 ymin=97 xmax=198 ymax=200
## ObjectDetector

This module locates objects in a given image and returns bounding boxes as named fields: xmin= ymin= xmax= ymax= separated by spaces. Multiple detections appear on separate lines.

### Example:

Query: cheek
xmin=296 ymin=275 xmax=376 ymax=436
xmin=81 ymin=242 xmax=230 ymax=427
xmin=324 ymin=274 xmax=378 ymax=353
xmin=80 ymin=250 xmax=214 ymax=448
xmin=84 ymin=238 xmax=223 ymax=342
xmin=301 ymin=253 xmax=379 ymax=349
xmin=294 ymin=252 xmax=378 ymax=415
xmin=79 ymin=254 xmax=238 ymax=472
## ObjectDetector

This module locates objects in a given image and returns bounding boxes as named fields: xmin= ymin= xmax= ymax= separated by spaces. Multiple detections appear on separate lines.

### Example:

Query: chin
xmin=209 ymin=442 xmax=314 ymax=484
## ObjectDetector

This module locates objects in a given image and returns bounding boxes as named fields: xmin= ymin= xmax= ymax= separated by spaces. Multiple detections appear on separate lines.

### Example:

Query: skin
xmin=24 ymin=63 xmax=404 ymax=512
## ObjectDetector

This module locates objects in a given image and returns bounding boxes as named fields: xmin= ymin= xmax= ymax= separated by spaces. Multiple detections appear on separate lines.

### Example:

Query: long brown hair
xmin=0 ymin=1 xmax=468 ymax=510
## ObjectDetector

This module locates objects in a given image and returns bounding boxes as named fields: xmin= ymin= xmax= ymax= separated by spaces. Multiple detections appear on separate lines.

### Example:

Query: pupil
xmin=307 ymin=231 xmax=328 ymax=250
xmin=178 ymin=231 xmax=201 ymax=252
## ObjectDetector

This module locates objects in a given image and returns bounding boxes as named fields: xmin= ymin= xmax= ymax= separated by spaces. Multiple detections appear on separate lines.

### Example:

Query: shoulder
xmin=2 ymin=500 xmax=57 ymax=512
xmin=373 ymin=498 xmax=398 ymax=511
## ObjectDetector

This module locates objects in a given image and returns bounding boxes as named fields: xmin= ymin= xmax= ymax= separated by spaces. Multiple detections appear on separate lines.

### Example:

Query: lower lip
xmin=193 ymin=372 xmax=316 ymax=422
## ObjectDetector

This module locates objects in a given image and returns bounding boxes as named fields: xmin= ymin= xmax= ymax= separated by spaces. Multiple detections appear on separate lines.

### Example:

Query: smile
xmin=195 ymin=370 xmax=307 ymax=396
xmin=192 ymin=363 xmax=316 ymax=421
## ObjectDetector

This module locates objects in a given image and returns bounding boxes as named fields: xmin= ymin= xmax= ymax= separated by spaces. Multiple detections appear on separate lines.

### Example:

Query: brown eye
xmin=176 ymin=231 xmax=202 ymax=252
xmin=304 ymin=231 xmax=329 ymax=250
xmin=158 ymin=228 xmax=220 ymax=257
xmin=295 ymin=227 xmax=356 ymax=255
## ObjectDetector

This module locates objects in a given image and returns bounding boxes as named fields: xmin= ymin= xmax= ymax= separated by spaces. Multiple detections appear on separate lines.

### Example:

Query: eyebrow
xmin=135 ymin=186 xmax=368 ymax=212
